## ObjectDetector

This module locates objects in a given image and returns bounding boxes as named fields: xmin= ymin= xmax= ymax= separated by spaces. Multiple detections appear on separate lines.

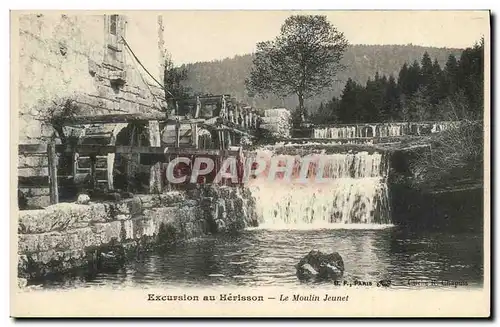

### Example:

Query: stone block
xmin=18 ymin=167 xmax=49 ymax=177
xmin=18 ymin=227 xmax=98 ymax=254
xmin=25 ymin=195 xmax=51 ymax=209
xmin=159 ymin=191 xmax=186 ymax=206
xmin=18 ymin=202 xmax=110 ymax=234
xmin=136 ymin=194 xmax=161 ymax=209
xmin=18 ymin=155 xmax=48 ymax=168
xmin=115 ymin=197 xmax=142 ymax=216
xmin=122 ymin=219 xmax=134 ymax=240
xmin=92 ymin=220 xmax=122 ymax=245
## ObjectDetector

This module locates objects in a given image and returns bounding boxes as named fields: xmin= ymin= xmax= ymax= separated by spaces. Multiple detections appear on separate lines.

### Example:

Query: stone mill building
xmin=15 ymin=12 xmax=169 ymax=207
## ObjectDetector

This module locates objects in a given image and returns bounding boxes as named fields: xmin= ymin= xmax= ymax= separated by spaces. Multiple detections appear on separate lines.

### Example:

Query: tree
xmin=163 ymin=54 xmax=192 ymax=111
xmin=420 ymin=52 xmax=434 ymax=87
xmin=404 ymin=87 xmax=431 ymax=121
xmin=382 ymin=75 xmax=401 ymax=121
xmin=246 ymin=15 xmax=348 ymax=122
xmin=456 ymin=38 xmax=484 ymax=118
xmin=338 ymin=78 xmax=364 ymax=123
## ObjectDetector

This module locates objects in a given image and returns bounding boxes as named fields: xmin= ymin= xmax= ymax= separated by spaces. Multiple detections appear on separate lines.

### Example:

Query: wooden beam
xmin=218 ymin=130 xmax=225 ymax=150
xmin=176 ymin=94 xmax=232 ymax=105
xmin=191 ymin=123 xmax=199 ymax=149
xmin=18 ymin=175 xmax=76 ymax=188
xmin=175 ymin=120 xmax=180 ymax=148
xmin=213 ymin=125 xmax=256 ymax=139
xmin=18 ymin=143 xmax=48 ymax=154
xmin=164 ymin=118 xmax=205 ymax=125
xmin=194 ymin=96 xmax=201 ymax=118
xmin=54 ymin=144 xmax=239 ymax=156
xmin=18 ymin=176 xmax=49 ymax=187
xmin=89 ymin=154 xmax=97 ymax=190
xmin=64 ymin=112 xmax=167 ymax=125
xmin=148 ymin=120 xmax=161 ymax=147
xmin=47 ymin=142 xmax=59 ymax=204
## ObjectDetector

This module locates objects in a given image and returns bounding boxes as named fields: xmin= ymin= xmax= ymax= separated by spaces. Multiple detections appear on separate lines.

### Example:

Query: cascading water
xmin=313 ymin=121 xmax=458 ymax=140
xmin=313 ymin=126 xmax=358 ymax=139
xmin=247 ymin=147 xmax=392 ymax=229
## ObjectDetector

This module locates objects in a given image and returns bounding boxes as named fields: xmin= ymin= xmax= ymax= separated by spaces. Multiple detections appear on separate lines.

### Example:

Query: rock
xmin=115 ymin=197 xmax=142 ymax=216
xmin=76 ymin=193 xmax=90 ymax=204
xmin=18 ymin=202 xmax=110 ymax=234
xmin=296 ymin=250 xmax=344 ymax=282
xmin=159 ymin=192 xmax=186 ymax=206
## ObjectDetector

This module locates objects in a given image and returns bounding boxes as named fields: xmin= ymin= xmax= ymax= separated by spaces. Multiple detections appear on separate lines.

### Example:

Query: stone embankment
xmin=17 ymin=185 xmax=258 ymax=282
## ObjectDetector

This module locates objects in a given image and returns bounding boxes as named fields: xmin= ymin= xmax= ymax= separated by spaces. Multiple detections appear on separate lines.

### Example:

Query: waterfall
xmin=313 ymin=121 xmax=458 ymax=140
xmin=313 ymin=126 xmax=357 ymax=139
xmin=247 ymin=149 xmax=392 ymax=229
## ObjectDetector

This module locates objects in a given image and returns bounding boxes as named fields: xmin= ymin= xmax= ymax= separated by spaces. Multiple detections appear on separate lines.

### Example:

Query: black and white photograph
xmin=10 ymin=10 xmax=490 ymax=317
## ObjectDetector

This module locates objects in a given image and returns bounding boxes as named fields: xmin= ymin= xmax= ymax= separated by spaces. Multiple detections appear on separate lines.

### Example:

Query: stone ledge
xmin=17 ymin=186 xmax=259 ymax=282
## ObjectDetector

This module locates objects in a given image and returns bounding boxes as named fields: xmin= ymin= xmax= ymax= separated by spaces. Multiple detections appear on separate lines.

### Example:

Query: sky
xmin=161 ymin=10 xmax=489 ymax=65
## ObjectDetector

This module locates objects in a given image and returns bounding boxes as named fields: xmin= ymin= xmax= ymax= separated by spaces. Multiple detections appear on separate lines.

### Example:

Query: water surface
xmin=38 ymin=226 xmax=483 ymax=290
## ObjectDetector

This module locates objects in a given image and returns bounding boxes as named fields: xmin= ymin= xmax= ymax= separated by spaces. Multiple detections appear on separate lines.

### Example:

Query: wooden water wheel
xmin=74 ymin=123 xmax=129 ymax=191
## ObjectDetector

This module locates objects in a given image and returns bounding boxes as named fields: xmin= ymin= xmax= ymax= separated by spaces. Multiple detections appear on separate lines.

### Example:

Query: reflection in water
xmin=38 ymin=227 xmax=483 ymax=290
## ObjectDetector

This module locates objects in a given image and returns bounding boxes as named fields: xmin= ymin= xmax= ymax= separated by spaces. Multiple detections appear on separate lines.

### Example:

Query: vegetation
xmin=311 ymin=39 xmax=484 ymax=124
xmin=245 ymin=15 xmax=348 ymax=123
xmin=40 ymin=97 xmax=80 ymax=145
xmin=180 ymin=45 xmax=462 ymax=111
xmin=163 ymin=53 xmax=192 ymax=110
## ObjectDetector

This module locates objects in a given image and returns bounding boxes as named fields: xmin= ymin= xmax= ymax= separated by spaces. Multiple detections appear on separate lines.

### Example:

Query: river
xmin=36 ymin=225 xmax=483 ymax=290
xmin=32 ymin=149 xmax=483 ymax=290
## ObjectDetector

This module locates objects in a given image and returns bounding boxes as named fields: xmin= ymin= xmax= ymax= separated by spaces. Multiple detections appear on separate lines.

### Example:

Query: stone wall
xmin=17 ymin=185 xmax=258 ymax=282
xmin=17 ymin=13 xmax=166 ymax=144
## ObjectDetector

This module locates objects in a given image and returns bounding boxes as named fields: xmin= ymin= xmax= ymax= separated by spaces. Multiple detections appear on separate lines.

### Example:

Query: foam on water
xmin=247 ymin=149 xmax=392 ymax=229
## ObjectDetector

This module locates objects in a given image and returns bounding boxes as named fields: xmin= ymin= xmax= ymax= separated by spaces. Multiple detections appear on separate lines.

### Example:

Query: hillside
xmin=180 ymin=44 xmax=463 ymax=112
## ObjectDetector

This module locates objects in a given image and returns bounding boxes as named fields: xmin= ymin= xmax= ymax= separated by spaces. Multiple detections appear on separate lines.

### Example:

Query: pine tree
xmin=405 ymin=87 xmax=431 ymax=121
xmin=443 ymin=54 xmax=459 ymax=95
xmin=407 ymin=60 xmax=422 ymax=95
xmin=456 ymin=39 xmax=484 ymax=118
xmin=398 ymin=63 xmax=410 ymax=95
xmin=339 ymin=78 xmax=364 ymax=123
xmin=382 ymin=75 xmax=401 ymax=121
xmin=420 ymin=52 xmax=434 ymax=88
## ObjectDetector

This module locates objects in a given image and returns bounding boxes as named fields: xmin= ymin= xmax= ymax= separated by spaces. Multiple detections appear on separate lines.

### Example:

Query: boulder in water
xmin=296 ymin=249 xmax=344 ymax=281
xmin=76 ymin=193 xmax=90 ymax=205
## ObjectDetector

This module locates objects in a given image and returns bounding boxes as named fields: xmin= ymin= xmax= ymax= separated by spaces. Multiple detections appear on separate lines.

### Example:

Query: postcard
xmin=10 ymin=10 xmax=490 ymax=317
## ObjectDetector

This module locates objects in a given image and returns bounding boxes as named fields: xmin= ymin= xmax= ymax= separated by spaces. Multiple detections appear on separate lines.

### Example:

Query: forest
xmin=310 ymin=39 xmax=484 ymax=124
xmin=179 ymin=44 xmax=463 ymax=112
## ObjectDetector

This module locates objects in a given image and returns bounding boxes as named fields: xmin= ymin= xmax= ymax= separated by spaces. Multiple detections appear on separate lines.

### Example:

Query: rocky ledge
xmin=17 ymin=185 xmax=258 ymax=282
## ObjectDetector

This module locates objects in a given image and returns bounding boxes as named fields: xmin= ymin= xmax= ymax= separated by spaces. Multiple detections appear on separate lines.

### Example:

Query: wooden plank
xmin=148 ymin=120 xmax=161 ymax=147
xmin=191 ymin=123 xmax=199 ymax=149
xmin=149 ymin=162 xmax=163 ymax=194
xmin=107 ymin=153 xmax=114 ymax=190
xmin=89 ymin=155 xmax=98 ymax=190
xmin=18 ymin=176 xmax=49 ymax=187
xmin=177 ymin=95 xmax=232 ymax=105
xmin=18 ymin=175 xmax=78 ymax=188
xmin=213 ymin=125 xmax=257 ymax=138
xmin=194 ymin=96 xmax=201 ymax=118
xmin=164 ymin=118 xmax=205 ymax=125
xmin=18 ymin=144 xmax=48 ymax=154
xmin=47 ymin=142 xmax=59 ymax=204
xmin=56 ymin=144 xmax=238 ymax=156
xmin=64 ymin=112 xmax=167 ymax=125
xmin=175 ymin=120 xmax=180 ymax=148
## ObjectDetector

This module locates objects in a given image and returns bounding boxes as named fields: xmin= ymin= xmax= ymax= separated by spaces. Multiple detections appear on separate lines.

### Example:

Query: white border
xmin=2 ymin=1 xmax=497 ymax=325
